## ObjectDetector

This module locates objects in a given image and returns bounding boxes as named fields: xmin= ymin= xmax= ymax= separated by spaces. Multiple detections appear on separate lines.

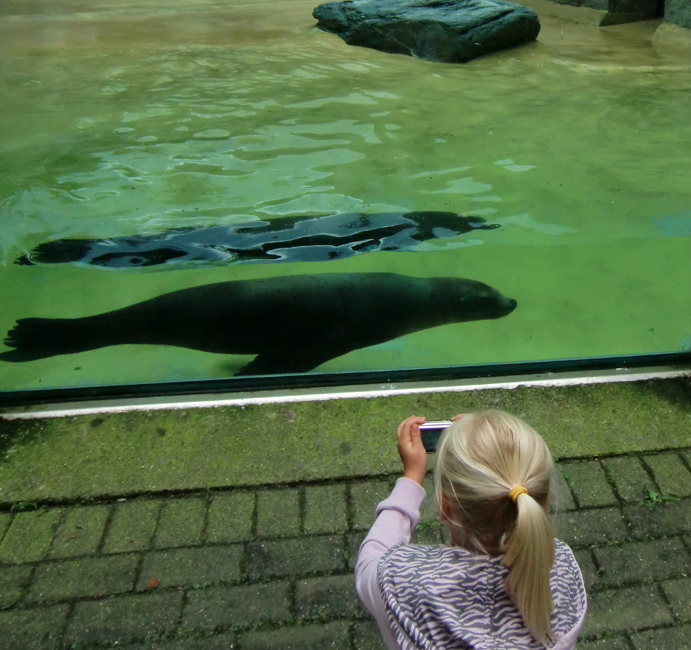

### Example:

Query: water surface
xmin=1 ymin=0 xmax=689 ymax=392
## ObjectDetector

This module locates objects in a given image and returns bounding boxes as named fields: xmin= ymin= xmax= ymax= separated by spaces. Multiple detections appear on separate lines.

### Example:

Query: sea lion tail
xmin=0 ymin=318 xmax=88 ymax=362
xmin=14 ymin=239 xmax=93 ymax=266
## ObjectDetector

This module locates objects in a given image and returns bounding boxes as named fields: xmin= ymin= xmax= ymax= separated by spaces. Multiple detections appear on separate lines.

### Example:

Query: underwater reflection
xmin=16 ymin=211 xmax=499 ymax=269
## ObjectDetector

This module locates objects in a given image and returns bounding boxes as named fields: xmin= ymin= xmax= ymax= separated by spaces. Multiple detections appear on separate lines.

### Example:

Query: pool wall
xmin=539 ymin=0 xmax=691 ymax=27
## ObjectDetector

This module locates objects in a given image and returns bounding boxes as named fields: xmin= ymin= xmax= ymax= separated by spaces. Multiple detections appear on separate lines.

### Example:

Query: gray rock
xmin=549 ymin=0 xmax=662 ymax=26
xmin=313 ymin=0 xmax=541 ymax=63
xmin=666 ymin=0 xmax=691 ymax=29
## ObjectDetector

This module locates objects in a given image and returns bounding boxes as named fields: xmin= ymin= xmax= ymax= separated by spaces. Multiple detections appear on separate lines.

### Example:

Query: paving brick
xmin=560 ymin=508 xmax=628 ymax=547
xmin=116 ymin=632 xmax=237 ymax=650
xmin=0 ymin=508 xmax=62 ymax=564
xmin=0 ymin=564 xmax=32 ymax=608
xmin=206 ymin=491 xmax=254 ymax=543
xmin=630 ymin=625 xmax=691 ymax=650
xmin=420 ymin=475 xmax=440 ymax=522
xmin=624 ymin=499 xmax=691 ymax=540
xmin=604 ymin=456 xmax=654 ymax=503
xmin=240 ymin=621 xmax=351 ymax=650
xmin=572 ymin=548 xmax=600 ymax=589
xmin=245 ymin=534 xmax=345 ymax=580
xmin=583 ymin=585 xmax=673 ymax=636
xmin=347 ymin=531 xmax=367 ymax=570
xmin=0 ymin=604 xmax=69 ymax=650
xmin=66 ymin=590 xmax=183 ymax=646
xmin=411 ymin=521 xmax=443 ymax=544
xmin=578 ymin=637 xmax=631 ymax=650
xmin=182 ymin=581 xmax=291 ymax=632
xmin=295 ymin=574 xmax=363 ymax=619
xmin=27 ymin=553 xmax=138 ymax=603
xmin=256 ymin=488 xmax=300 ymax=538
xmin=103 ymin=499 xmax=161 ymax=554
xmin=154 ymin=496 xmax=206 ymax=548
xmin=137 ymin=545 xmax=243 ymax=590
xmin=353 ymin=619 xmax=389 ymax=650
xmin=562 ymin=460 xmax=618 ymax=508
xmin=554 ymin=464 xmax=577 ymax=511
xmin=645 ymin=453 xmax=691 ymax=498
xmin=351 ymin=479 xmax=393 ymax=530
xmin=0 ymin=513 xmax=10 ymax=543
xmin=661 ymin=578 xmax=691 ymax=622
xmin=49 ymin=504 xmax=110 ymax=558
xmin=551 ymin=515 xmax=573 ymax=546
xmin=593 ymin=538 xmax=691 ymax=587
xmin=304 ymin=483 xmax=348 ymax=534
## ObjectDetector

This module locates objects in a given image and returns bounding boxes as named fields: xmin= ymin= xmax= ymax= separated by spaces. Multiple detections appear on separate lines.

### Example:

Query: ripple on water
xmin=193 ymin=128 xmax=231 ymax=139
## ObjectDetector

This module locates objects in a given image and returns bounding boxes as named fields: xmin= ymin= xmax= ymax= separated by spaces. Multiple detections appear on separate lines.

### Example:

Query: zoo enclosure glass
xmin=1 ymin=0 xmax=690 ymax=401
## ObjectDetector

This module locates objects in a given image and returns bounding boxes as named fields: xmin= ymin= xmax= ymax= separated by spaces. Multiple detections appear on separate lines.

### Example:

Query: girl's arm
xmin=354 ymin=476 xmax=426 ymax=596
xmin=354 ymin=415 xmax=429 ymax=646
xmin=354 ymin=477 xmax=427 ymax=648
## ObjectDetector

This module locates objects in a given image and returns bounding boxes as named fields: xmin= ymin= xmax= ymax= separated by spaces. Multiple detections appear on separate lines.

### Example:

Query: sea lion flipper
xmin=236 ymin=345 xmax=345 ymax=376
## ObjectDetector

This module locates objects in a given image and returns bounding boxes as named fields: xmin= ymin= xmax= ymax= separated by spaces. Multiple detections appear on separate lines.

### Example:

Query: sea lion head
xmin=433 ymin=277 xmax=517 ymax=322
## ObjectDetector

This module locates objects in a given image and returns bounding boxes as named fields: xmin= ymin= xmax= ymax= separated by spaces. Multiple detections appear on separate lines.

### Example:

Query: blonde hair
xmin=434 ymin=410 xmax=555 ymax=643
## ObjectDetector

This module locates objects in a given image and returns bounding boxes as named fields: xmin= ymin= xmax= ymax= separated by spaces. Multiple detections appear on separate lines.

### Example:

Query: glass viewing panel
xmin=1 ymin=0 xmax=689 ymax=400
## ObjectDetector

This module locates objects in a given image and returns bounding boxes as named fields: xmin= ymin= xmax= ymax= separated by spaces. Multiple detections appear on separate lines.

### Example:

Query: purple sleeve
xmin=354 ymin=478 xmax=427 ymax=647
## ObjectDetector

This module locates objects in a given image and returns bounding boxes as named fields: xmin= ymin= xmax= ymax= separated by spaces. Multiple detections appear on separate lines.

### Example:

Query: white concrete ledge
xmin=3 ymin=365 xmax=688 ymax=420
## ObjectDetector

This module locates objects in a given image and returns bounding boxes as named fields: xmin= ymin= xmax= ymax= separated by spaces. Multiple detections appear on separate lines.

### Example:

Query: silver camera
xmin=419 ymin=420 xmax=452 ymax=452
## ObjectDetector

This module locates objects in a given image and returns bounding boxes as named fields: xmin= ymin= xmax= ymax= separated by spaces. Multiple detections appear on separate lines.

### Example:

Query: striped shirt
xmin=355 ymin=478 xmax=587 ymax=650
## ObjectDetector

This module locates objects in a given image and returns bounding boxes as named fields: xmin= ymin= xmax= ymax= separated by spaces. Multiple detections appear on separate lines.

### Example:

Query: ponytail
xmin=502 ymin=490 xmax=555 ymax=644
xmin=434 ymin=411 xmax=556 ymax=644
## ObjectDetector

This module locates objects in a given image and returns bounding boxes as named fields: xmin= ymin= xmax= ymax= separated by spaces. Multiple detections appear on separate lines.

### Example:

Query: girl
xmin=355 ymin=411 xmax=587 ymax=650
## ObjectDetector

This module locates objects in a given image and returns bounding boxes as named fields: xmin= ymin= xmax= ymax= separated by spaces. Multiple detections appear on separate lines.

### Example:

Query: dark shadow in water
xmin=15 ymin=211 xmax=499 ymax=269
xmin=0 ymin=272 xmax=516 ymax=374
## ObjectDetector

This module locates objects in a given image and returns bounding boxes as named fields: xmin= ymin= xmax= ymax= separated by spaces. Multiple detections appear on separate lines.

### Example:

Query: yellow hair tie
xmin=508 ymin=485 xmax=528 ymax=502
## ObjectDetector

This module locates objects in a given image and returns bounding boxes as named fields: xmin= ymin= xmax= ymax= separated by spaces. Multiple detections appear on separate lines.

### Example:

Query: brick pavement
xmin=0 ymin=448 xmax=690 ymax=649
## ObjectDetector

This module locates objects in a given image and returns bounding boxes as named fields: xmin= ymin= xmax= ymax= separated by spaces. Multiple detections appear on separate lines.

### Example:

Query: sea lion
xmin=0 ymin=272 xmax=517 ymax=375
xmin=15 ymin=211 xmax=498 ymax=269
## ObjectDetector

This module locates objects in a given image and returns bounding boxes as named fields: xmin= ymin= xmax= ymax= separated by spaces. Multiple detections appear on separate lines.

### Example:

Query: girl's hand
xmin=396 ymin=415 xmax=428 ymax=486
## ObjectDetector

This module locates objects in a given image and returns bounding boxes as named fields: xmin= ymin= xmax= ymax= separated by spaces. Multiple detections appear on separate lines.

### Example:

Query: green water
xmin=0 ymin=0 xmax=690 ymax=392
